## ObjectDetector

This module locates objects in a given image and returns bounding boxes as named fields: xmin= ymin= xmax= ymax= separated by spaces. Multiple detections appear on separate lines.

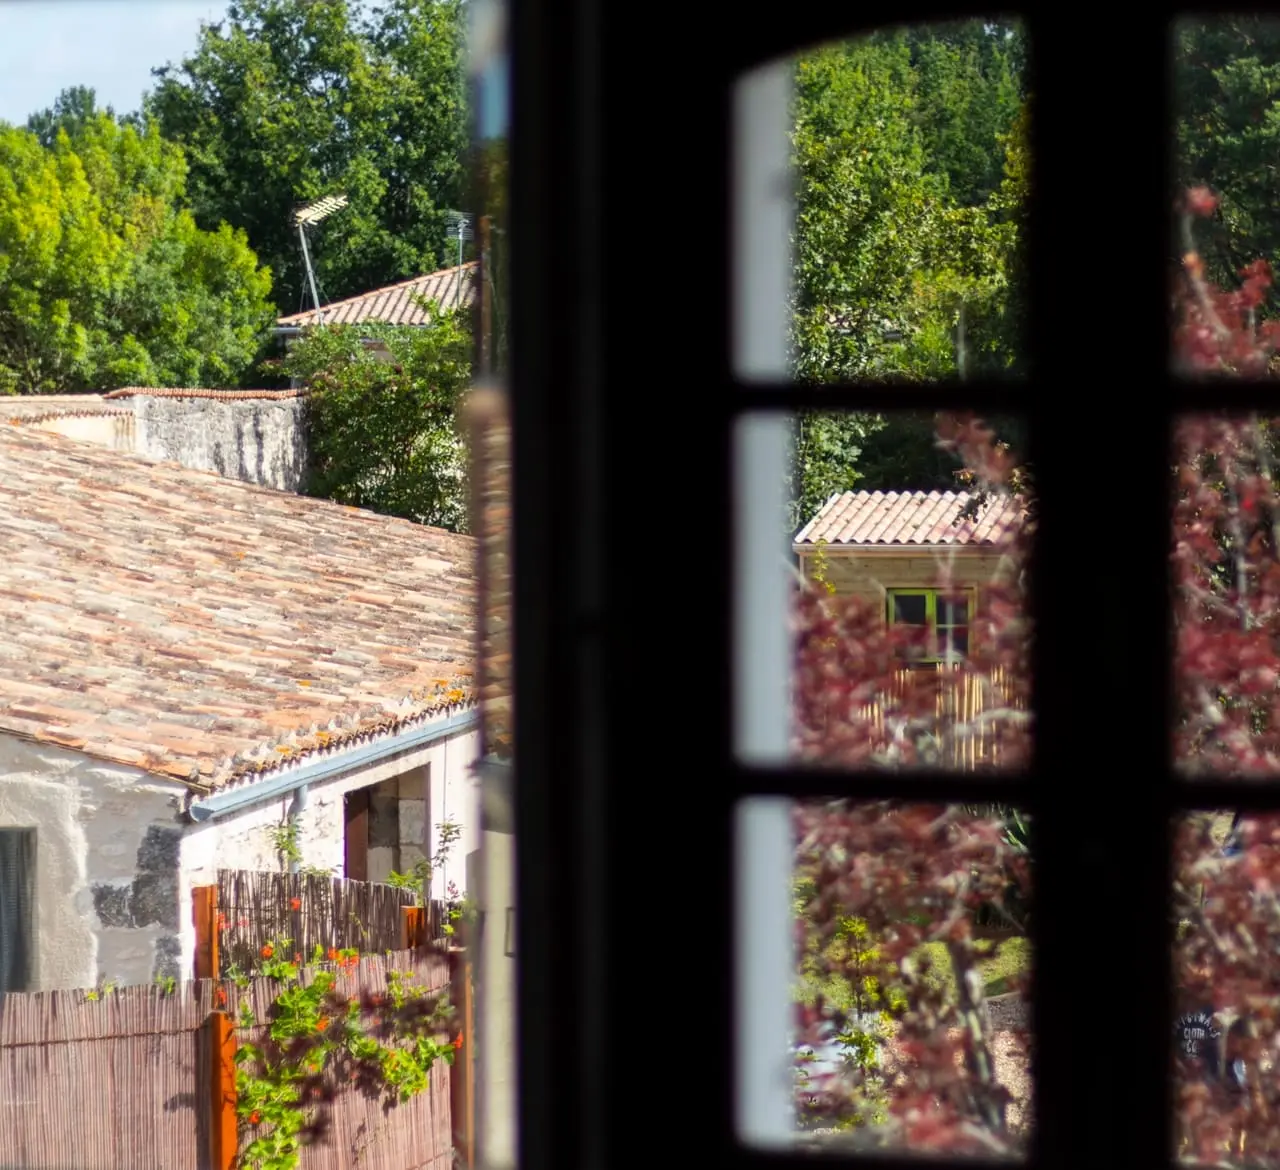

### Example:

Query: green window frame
xmin=886 ymin=587 xmax=976 ymax=664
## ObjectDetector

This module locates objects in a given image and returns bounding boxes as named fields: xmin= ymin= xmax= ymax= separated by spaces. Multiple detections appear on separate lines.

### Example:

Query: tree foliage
xmin=146 ymin=0 xmax=468 ymax=314
xmin=280 ymin=308 xmax=471 ymax=531
xmin=1174 ymin=18 xmax=1280 ymax=317
xmin=787 ymin=21 xmax=1028 ymax=532
xmin=0 ymin=101 xmax=273 ymax=393
xmin=791 ymin=188 xmax=1280 ymax=1156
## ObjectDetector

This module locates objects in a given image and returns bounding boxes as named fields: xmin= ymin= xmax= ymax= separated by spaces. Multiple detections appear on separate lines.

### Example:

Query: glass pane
xmin=1173 ymin=17 xmax=1280 ymax=377
xmin=892 ymin=594 xmax=929 ymax=625
xmin=786 ymin=408 xmax=1032 ymax=772
xmin=737 ymin=797 xmax=1034 ymax=1156
xmin=1173 ymin=414 xmax=1280 ymax=780
xmin=1172 ymin=811 xmax=1280 ymax=1160
xmin=734 ymin=19 xmax=1029 ymax=386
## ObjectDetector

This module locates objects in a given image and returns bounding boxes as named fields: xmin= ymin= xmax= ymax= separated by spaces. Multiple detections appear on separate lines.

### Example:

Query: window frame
xmin=886 ymin=585 xmax=978 ymax=664
xmin=502 ymin=6 xmax=1241 ymax=1170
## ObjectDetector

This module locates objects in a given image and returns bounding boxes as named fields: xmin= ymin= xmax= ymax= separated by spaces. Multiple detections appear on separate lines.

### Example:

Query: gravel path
xmin=879 ymin=994 xmax=1033 ymax=1134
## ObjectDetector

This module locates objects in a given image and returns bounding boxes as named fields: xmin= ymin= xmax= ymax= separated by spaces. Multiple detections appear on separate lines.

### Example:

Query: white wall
xmin=0 ymin=733 xmax=189 ymax=991
xmin=179 ymin=721 xmax=481 ymax=975
xmin=0 ymin=719 xmax=480 ymax=990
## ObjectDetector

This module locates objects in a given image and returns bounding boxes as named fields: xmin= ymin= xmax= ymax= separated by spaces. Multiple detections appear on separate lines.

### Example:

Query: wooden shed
xmin=793 ymin=489 xmax=1025 ymax=665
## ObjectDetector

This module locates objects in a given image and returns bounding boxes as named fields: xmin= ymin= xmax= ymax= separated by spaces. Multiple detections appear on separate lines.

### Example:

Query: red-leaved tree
xmin=791 ymin=185 xmax=1280 ymax=1162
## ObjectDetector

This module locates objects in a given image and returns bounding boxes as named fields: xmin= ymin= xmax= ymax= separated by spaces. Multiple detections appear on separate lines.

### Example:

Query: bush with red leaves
xmin=791 ymin=186 xmax=1280 ymax=1161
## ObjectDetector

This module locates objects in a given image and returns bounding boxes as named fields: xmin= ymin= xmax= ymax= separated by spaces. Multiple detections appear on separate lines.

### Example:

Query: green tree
xmin=0 ymin=108 xmax=274 ymax=393
xmin=1174 ymin=18 xmax=1280 ymax=310
xmin=146 ymin=0 xmax=468 ymax=314
xmin=281 ymin=307 xmax=472 ymax=530
xmin=26 ymin=85 xmax=112 ymax=149
xmin=786 ymin=24 xmax=1028 ymax=530
xmin=0 ymin=124 xmax=121 ymax=393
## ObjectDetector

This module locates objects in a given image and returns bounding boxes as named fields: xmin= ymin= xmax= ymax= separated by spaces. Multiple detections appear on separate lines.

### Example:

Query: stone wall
xmin=133 ymin=393 xmax=308 ymax=493
xmin=0 ymin=733 xmax=189 ymax=991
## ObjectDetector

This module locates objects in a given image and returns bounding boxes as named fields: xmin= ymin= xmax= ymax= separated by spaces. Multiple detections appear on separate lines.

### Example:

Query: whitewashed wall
xmin=178 ymin=722 xmax=482 ymax=975
xmin=0 ymin=733 xmax=188 ymax=991
xmin=0 ymin=719 xmax=480 ymax=990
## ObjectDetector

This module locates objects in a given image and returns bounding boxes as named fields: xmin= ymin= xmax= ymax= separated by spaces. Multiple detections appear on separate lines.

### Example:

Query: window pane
xmin=737 ymin=798 xmax=1034 ymax=1155
xmin=892 ymin=594 xmax=929 ymax=625
xmin=734 ymin=19 xmax=1029 ymax=386
xmin=783 ymin=408 xmax=1032 ymax=772
xmin=1172 ymin=812 xmax=1280 ymax=1160
xmin=1173 ymin=17 xmax=1280 ymax=377
xmin=1173 ymin=414 xmax=1280 ymax=780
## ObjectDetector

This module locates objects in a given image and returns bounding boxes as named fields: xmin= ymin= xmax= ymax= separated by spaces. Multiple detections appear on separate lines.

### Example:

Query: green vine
xmin=231 ymin=939 xmax=460 ymax=1170
xmin=808 ymin=538 xmax=838 ymax=596
xmin=386 ymin=819 xmax=478 ymax=938
xmin=265 ymin=816 xmax=304 ymax=872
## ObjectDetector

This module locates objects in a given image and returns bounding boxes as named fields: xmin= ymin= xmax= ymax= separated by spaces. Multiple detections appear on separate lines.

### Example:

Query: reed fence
xmin=854 ymin=663 xmax=1028 ymax=769
xmin=214 ymin=870 xmax=450 ymax=977
xmin=0 ymin=944 xmax=473 ymax=1170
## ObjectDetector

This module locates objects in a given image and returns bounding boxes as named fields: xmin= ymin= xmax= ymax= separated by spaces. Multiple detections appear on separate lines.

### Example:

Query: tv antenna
xmin=443 ymin=210 xmax=473 ymax=306
xmin=293 ymin=194 xmax=348 ymax=325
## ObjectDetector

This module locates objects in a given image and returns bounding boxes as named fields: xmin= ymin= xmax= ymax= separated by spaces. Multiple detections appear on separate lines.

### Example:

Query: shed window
xmin=887 ymin=588 xmax=974 ymax=663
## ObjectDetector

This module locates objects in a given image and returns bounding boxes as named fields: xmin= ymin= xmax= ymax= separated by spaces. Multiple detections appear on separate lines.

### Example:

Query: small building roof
xmin=0 ymin=425 xmax=475 ymax=788
xmin=275 ymin=262 xmax=477 ymax=329
xmin=795 ymin=490 xmax=1023 ymax=548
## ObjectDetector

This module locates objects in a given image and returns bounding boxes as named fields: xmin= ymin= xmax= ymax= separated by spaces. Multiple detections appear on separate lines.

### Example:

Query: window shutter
xmin=0 ymin=829 xmax=35 ymax=995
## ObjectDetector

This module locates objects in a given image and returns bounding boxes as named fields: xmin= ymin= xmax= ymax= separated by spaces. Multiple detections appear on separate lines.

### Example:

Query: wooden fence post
xmin=448 ymin=946 xmax=475 ymax=1169
xmin=193 ymin=885 xmax=220 ymax=981
xmin=400 ymin=904 xmax=425 ymax=950
xmin=208 ymin=1010 xmax=238 ymax=1170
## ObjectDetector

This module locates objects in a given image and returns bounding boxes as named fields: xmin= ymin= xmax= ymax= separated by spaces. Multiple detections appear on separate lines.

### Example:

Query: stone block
xmin=130 ymin=871 xmax=179 ymax=929
xmin=135 ymin=824 xmax=182 ymax=873
xmin=92 ymin=882 xmax=133 ymax=927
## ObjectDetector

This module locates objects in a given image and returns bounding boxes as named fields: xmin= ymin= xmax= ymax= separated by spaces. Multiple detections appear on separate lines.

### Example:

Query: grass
xmin=912 ymin=936 xmax=1032 ymax=1000
xmin=794 ymin=933 xmax=1033 ymax=1022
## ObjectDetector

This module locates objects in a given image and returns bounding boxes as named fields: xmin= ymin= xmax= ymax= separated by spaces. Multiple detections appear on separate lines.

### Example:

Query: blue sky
xmin=0 ymin=0 xmax=223 ymax=126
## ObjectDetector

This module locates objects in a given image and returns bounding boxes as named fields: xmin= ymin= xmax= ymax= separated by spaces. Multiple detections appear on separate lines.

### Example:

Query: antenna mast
xmin=293 ymin=194 xmax=349 ymax=325
xmin=444 ymin=210 xmax=474 ymax=307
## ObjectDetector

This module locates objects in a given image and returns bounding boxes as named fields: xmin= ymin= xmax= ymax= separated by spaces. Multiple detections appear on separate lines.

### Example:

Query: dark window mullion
xmin=1027 ymin=16 xmax=1173 ymax=1170
xmin=727 ymin=765 xmax=1032 ymax=805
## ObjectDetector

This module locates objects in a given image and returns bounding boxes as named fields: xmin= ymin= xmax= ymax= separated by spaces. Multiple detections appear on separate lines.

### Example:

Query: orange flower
xmin=216 ymin=988 xmax=227 ymax=1006
xmin=316 ymin=1016 xmax=330 ymax=1031
xmin=290 ymin=897 xmax=301 ymax=911
xmin=249 ymin=1110 xmax=261 ymax=1126
xmin=454 ymin=1031 xmax=464 ymax=1051
xmin=327 ymin=947 xmax=338 ymax=961
xmin=260 ymin=944 xmax=274 ymax=959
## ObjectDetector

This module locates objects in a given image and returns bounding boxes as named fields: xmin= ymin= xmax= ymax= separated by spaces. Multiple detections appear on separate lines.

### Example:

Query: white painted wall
xmin=178 ymin=720 xmax=482 ymax=976
xmin=0 ymin=733 xmax=189 ymax=991
xmin=0 ymin=716 xmax=480 ymax=991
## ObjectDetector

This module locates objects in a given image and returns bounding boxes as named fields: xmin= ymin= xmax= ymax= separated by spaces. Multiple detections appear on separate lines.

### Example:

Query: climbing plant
xmin=230 ymin=940 xmax=461 ymax=1170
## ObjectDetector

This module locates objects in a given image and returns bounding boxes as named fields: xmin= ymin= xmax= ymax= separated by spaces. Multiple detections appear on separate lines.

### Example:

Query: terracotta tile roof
xmin=103 ymin=387 xmax=306 ymax=401
xmin=275 ymin=263 xmax=477 ymax=328
xmin=0 ymin=426 xmax=476 ymax=788
xmin=795 ymin=490 xmax=1024 ymax=547
xmin=0 ymin=396 xmax=130 ymax=424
